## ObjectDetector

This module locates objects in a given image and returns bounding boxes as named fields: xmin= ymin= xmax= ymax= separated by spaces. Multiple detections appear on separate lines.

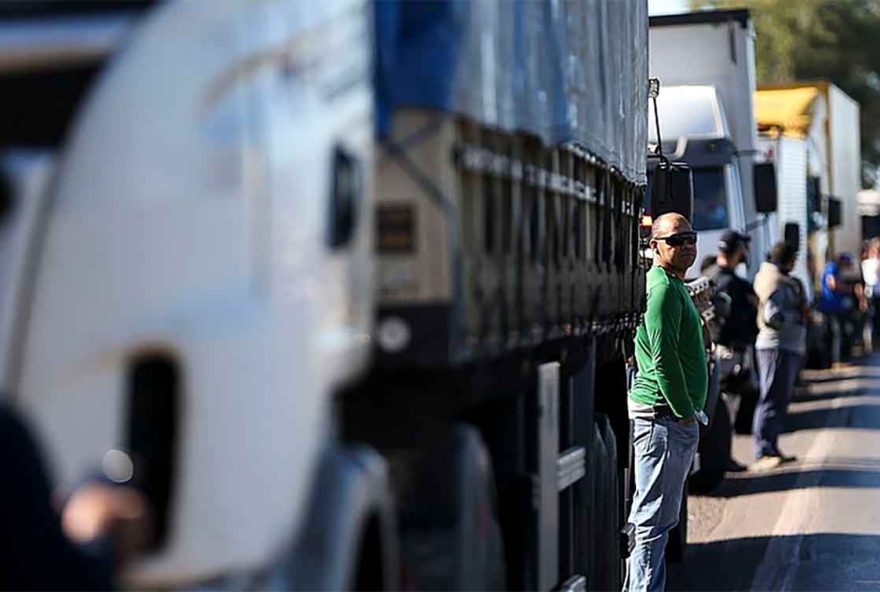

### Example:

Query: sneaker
xmin=749 ymin=455 xmax=784 ymax=472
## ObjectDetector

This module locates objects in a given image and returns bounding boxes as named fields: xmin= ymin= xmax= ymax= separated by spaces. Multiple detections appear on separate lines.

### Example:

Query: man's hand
xmin=62 ymin=483 xmax=151 ymax=564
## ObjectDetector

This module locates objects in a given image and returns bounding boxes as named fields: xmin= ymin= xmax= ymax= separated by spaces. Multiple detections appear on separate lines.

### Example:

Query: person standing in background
xmin=702 ymin=230 xmax=758 ymax=465
xmin=861 ymin=239 xmax=880 ymax=352
xmin=752 ymin=242 xmax=807 ymax=470
xmin=820 ymin=253 xmax=857 ymax=366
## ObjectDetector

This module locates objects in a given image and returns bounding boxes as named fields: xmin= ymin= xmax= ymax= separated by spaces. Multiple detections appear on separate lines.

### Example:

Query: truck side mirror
xmin=783 ymin=222 xmax=800 ymax=250
xmin=807 ymin=176 xmax=821 ymax=212
xmin=650 ymin=160 xmax=693 ymax=222
xmin=828 ymin=197 xmax=842 ymax=229
xmin=753 ymin=162 xmax=777 ymax=213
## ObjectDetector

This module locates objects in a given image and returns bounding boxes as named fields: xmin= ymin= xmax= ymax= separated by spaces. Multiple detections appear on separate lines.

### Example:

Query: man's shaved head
xmin=652 ymin=212 xmax=691 ymax=239
xmin=649 ymin=212 xmax=696 ymax=278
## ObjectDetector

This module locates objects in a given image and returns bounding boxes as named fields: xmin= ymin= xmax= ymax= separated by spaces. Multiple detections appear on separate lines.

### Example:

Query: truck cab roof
xmin=649 ymin=85 xmax=738 ymax=168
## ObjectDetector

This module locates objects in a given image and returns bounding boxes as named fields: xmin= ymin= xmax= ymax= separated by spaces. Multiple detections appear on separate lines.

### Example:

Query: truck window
xmin=648 ymin=89 xmax=722 ymax=143
xmin=692 ymin=168 xmax=728 ymax=231
xmin=0 ymin=64 xmax=101 ymax=147
xmin=0 ymin=3 xmax=156 ymax=147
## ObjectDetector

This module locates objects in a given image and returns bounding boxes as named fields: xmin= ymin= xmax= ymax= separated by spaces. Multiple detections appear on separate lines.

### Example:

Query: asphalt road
xmin=668 ymin=355 xmax=880 ymax=592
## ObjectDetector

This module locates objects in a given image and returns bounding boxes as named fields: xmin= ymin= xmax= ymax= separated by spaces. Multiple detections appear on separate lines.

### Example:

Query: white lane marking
xmin=749 ymin=387 xmax=849 ymax=590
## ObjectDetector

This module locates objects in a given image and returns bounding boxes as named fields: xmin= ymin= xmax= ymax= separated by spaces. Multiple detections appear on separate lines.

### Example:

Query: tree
xmin=691 ymin=0 xmax=880 ymax=185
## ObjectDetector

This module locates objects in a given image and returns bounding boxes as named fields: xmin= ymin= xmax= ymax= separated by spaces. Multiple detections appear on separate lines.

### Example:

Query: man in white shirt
xmin=862 ymin=238 xmax=880 ymax=351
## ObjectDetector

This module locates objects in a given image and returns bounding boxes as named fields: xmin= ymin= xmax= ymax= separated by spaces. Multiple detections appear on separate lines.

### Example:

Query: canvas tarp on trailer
xmin=373 ymin=0 xmax=649 ymax=185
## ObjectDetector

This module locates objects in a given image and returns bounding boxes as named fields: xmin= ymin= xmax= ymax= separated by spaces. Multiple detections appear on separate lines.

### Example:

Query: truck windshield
xmin=644 ymin=166 xmax=729 ymax=231
xmin=692 ymin=168 xmax=728 ymax=231
xmin=648 ymin=89 xmax=722 ymax=143
xmin=0 ymin=65 xmax=101 ymax=147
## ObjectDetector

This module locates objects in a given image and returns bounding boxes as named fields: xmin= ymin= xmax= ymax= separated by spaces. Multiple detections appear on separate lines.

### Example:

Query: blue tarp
xmin=374 ymin=0 xmax=648 ymax=185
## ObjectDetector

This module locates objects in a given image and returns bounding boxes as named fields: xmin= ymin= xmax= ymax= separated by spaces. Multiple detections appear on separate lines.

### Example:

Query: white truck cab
xmin=650 ymin=8 xmax=769 ymax=278
xmin=649 ymin=85 xmax=748 ymax=272
xmin=1 ymin=1 xmax=385 ymax=587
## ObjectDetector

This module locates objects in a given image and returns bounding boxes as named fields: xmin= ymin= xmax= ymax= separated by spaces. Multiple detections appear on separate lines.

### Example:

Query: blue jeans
xmin=754 ymin=349 xmax=802 ymax=458
xmin=625 ymin=416 xmax=699 ymax=592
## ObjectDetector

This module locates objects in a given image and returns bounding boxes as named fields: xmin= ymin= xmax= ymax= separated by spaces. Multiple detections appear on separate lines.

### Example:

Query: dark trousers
xmin=870 ymin=296 xmax=880 ymax=351
xmin=753 ymin=349 xmax=802 ymax=458
xmin=0 ymin=404 xmax=113 ymax=590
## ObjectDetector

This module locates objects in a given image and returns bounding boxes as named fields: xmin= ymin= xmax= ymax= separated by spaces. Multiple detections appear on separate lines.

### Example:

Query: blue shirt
xmin=819 ymin=262 xmax=843 ymax=312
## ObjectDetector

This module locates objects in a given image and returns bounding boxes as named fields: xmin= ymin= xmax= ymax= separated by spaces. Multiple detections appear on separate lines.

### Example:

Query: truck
xmin=755 ymin=82 xmax=862 ymax=275
xmin=649 ymin=9 xmax=772 ymax=277
xmin=0 ymin=1 xmax=659 ymax=590
xmin=754 ymin=85 xmax=828 ymax=299
xmin=755 ymin=82 xmax=862 ymax=367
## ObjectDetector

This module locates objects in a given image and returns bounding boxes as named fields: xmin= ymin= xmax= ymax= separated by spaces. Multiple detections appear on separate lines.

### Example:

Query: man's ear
xmin=650 ymin=239 xmax=658 ymax=252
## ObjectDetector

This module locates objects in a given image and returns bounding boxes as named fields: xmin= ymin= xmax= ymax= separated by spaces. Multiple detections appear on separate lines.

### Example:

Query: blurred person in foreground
xmin=819 ymin=252 xmax=857 ymax=366
xmin=862 ymin=238 xmax=880 ymax=351
xmin=0 ymin=402 xmax=149 ymax=589
xmin=751 ymin=242 xmax=806 ymax=471
xmin=626 ymin=213 xmax=707 ymax=592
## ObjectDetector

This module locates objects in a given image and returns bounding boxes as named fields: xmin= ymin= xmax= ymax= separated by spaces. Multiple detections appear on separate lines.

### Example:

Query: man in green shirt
xmin=624 ymin=213 xmax=707 ymax=592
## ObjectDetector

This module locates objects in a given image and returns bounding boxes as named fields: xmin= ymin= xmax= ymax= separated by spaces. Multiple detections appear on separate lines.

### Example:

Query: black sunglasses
xmin=655 ymin=231 xmax=698 ymax=247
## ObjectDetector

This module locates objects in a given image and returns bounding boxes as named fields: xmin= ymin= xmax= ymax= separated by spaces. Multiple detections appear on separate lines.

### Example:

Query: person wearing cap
xmin=702 ymin=230 xmax=759 ymax=463
xmin=703 ymin=230 xmax=759 ymax=351
xmin=626 ymin=212 xmax=707 ymax=592
xmin=751 ymin=241 xmax=807 ymax=470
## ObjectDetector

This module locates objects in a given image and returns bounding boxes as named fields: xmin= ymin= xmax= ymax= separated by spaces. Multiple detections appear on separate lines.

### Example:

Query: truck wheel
xmin=665 ymin=484 xmax=688 ymax=563
xmin=690 ymin=401 xmax=732 ymax=493
xmin=733 ymin=382 xmax=759 ymax=435
xmin=596 ymin=414 xmax=623 ymax=591
xmin=398 ymin=425 xmax=505 ymax=591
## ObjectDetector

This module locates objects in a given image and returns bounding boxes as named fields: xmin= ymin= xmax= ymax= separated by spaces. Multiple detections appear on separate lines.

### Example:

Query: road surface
xmin=669 ymin=355 xmax=880 ymax=591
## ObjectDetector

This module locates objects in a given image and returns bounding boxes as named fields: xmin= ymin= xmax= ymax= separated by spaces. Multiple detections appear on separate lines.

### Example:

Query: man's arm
xmin=644 ymin=284 xmax=695 ymax=418
xmin=763 ymin=288 xmax=802 ymax=329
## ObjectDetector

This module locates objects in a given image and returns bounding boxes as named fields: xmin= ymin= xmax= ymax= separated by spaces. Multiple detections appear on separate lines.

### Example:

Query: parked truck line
xmin=0 ymin=1 xmax=668 ymax=590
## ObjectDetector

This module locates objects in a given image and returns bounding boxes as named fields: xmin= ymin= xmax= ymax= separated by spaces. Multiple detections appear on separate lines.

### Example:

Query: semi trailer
xmin=0 ymin=1 xmax=676 ymax=590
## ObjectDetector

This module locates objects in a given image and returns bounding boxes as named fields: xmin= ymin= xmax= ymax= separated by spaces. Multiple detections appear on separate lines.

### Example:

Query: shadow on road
xmin=704 ymin=461 xmax=880 ymax=499
xmin=782 ymin=402 xmax=880 ymax=433
xmin=670 ymin=365 xmax=880 ymax=590
xmin=667 ymin=533 xmax=880 ymax=591
xmin=791 ymin=386 xmax=862 ymax=403
xmin=802 ymin=373 xmax=880 ymax=384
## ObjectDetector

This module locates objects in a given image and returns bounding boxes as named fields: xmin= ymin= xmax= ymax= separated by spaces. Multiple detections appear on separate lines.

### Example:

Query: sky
xmin=648 ymin=0 xmax=689 ymax=16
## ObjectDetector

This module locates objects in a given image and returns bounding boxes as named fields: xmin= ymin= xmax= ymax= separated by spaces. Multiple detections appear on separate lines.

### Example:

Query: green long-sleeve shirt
xmin=630 ymin=265 xmax=708 ymax=418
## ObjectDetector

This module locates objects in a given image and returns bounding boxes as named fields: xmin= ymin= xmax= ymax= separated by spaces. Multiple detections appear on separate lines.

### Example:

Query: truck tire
xmin=690 ymin=401 xmax=732 ymax=493
xmin=665 ymin=484 xmax=688 ymax=563
xmin=733 ymin=382 xmax=759 ymax=435
xmin=398 ymin=425 xmax=505 ymax=591
xmin=596 ymin=414 xmax=623 ymax=591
